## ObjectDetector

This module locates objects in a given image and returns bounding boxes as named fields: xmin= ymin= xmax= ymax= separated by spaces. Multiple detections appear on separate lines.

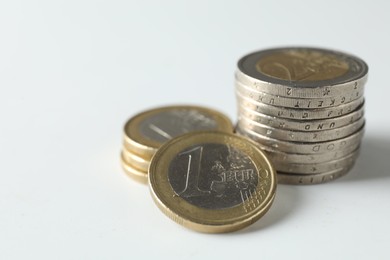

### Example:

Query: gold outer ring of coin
xmin=120 ymin=151 xmax=148 ymax=184
xmin=148 ymin=131 xmax=277 ymax=233
xmin=121 ymin=148 xmax=150 ymax=172
xmin=123 ymin=105 xmax=234 ymax=159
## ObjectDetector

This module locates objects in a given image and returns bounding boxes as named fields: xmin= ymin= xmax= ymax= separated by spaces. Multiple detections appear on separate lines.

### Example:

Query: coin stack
xmin=235 ymin=47 xmax=368 ymax=184
xmin=120 ymin=105 xmax=233 ymax=183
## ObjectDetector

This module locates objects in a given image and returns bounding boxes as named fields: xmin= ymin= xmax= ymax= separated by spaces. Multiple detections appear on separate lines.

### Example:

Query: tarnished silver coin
xmin=237 ymin=115 xmax=365 ymax=143
xmin=235 ymin=70 xmax=366 ymax=99
xmin=263 ymin=143 xmax=360 ymax=164
xmin=236 ymin=47 xmax=368 ymax=98
xmin=237 ymin=103 xmax=364 ymax=132
xmin=277 ymin=164 xmax=355 ymax=185
xmin=236 ymin=80 xmax=364 ymax=109
xmin=236 ymin=91 xmax=364 ymax=120
xmin=272 ymin=148 xmax=359 ymax=174
xmin=235 ymin=125 xmax=364 ymax=154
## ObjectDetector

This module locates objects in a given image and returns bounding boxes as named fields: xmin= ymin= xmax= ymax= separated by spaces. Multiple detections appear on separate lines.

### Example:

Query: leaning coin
xmin=123 ymin=105 xmax=233 ymax=159
xmin=236 ymin=47 xmax=368 ymax=98
xmin=237 ymin=115 xmax=365 ymax=143
xmin=235 ymin=125 xmax=364 ymax=154
xmin=237 ymin=103 xmax=364 ymax=132
xmin=148 ymin=131 xmax=277 ymax=233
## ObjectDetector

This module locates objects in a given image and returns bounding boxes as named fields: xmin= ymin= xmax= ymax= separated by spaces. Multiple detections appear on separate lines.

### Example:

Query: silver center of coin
xmin=168 ymin=143 xmax=259 ymax=209
xmin=139 ymin=110 xmax=218 ymax=143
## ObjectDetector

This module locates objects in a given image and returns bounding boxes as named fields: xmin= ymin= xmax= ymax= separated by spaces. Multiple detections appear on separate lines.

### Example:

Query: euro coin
xmin=148 ymin=131 xmax=276 ymax=233
xmin=123 ymin=105 xmax=233 ymax=159
xmin=236 ymin=47 xmax=368 ymax=98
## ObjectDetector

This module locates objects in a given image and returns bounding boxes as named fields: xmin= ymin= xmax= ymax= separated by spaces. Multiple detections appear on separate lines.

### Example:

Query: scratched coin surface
xmin=123 ymin=106 xmax=233 ymax=159
xmin=148 ymin=131 xmax=276 ymax=233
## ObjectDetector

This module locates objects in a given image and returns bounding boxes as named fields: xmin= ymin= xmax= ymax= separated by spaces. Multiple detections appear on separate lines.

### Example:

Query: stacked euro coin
xmin=121 ymin=105 xmax=233 ymax=183
xmin=235 ymin=47 xmax=368 ymax=184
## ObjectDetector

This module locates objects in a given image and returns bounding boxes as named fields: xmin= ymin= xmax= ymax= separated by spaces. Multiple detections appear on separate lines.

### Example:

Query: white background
xmin=1 ymin=0 xmax=389 ymax=259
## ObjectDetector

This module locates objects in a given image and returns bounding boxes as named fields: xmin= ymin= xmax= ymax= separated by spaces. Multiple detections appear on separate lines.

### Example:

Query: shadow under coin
xmin=340 ymin=136 xmax=390 ymax=183
xmin=234 ymin=185 xmax=302 ymax=234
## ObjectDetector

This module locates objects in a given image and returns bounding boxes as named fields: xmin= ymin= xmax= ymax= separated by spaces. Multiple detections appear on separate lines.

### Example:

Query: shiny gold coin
xmin=122 ymin=148 xmax=150 ymax=172
xmin=148 ymin=131 xmax=277 ymax=233
xmin=120 ymin=151 xmax=148 ymax=184
xmin=123 ymin=105 xmax=234 ymax=160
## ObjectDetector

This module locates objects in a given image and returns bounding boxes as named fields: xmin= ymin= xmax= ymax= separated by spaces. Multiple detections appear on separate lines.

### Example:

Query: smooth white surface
xmin=1 ymin=0 xmax=389 ymax=259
